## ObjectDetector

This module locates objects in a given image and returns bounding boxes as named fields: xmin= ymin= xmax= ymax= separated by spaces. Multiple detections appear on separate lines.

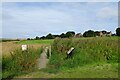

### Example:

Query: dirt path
xmin=37 ymin=46 xmax=51 ymax=69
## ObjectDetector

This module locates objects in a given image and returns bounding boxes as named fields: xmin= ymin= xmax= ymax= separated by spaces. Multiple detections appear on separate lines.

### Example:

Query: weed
xmin=2 ymin=47 xmax=42 ymax=79
xmin=49 ymin=37 xmax=118 ymax=69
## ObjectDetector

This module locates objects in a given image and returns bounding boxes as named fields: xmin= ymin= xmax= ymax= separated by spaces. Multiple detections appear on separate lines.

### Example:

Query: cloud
xmin=96 ymin=7 xmax=118 ymax=19
xmin=2 ymin=0 xmax=120 ymax=2
xmin=2 ymin=2 xmax=118 ymax=38
xmin=0 ymin=3 xmax=2 ymax=38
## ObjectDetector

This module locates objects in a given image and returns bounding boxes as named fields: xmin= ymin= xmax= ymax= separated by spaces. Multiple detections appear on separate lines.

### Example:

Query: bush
xmin=83 ymin=30 xmax=96 ymax=37
xmin=116 ymin=27 xmax=120 ymax=36
xmin=49 ymin=37 xmax=118 ymax=70
xmin=2 ymin=47 xmax=42 ymax=79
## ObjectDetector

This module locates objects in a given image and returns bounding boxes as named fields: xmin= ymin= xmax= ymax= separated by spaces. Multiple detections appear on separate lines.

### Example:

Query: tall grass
xmin=2 ymin=47 xmax=43 ymax=79
xmin=18 ymin=39 xmax=54 ymax=44
xmin=49 ymin=37 xmax=118 ymax=70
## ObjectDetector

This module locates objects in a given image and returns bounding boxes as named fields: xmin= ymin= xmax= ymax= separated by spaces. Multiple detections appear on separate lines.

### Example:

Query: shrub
xmin=49 ymin=37 xmax=118 ymax=70
xmin=2 ymin=47 xmax=42 ymax=79
xmin=116 ymin=27 xmax=120 ymax=36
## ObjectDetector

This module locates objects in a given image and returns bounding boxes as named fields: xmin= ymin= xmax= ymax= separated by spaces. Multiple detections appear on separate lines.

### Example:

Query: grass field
xmin=47 ymin=37 xmax=119 ymax=78
xmin=16 ymin=63 xmax=118 ymax=78
xmin=18 ymin=39 xmax=54 ymax=44
xmin=2 ymin=39 xmax=54 ymax=79
xmin=2 ymin=37 xmax=119 ymax=78
xmin=2 ymin=47 xmax=43 ymax=79
xmin=2 ymin=39 xmax=53 ymax=56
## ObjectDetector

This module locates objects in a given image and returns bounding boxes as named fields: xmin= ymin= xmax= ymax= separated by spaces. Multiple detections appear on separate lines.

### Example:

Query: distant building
xmin=99 ymin=31 xmax=112 ymax=37
xmin=74 ymin=33 xmax=82 ymax=38
xmin=106 ymin=31 xmax=112 ymax=36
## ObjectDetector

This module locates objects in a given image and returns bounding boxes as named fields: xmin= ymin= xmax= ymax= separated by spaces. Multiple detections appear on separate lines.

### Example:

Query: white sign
xmin=67 ymin=47 xmax=74 ymax=54
xmin=21 ymin=45 xmax=27 ymax=51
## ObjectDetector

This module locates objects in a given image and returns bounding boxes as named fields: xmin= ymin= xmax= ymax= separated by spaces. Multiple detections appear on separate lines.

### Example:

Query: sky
xmin=2 ymin=0 xmax=120 ymax=2
xmin=2 ymin=2 xmax=118 ymax=39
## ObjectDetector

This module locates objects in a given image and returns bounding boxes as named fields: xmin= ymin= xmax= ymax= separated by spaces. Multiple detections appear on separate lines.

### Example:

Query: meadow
xmin=2 ymin=47 xmax=42 ymax=79
xmin=2 ymin=39 xmax=53 ymax=79
xmin=47 ymin=37 xmax=118 ymax=78
xmin=18 ymin=39 xmax=54 ymax=44
xmin=1 ymin=37 xmax=119 ymax=78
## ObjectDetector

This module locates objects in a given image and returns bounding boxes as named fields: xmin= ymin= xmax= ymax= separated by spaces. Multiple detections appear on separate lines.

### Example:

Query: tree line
xmin=27 ymin=27 xmax=120 ymax=40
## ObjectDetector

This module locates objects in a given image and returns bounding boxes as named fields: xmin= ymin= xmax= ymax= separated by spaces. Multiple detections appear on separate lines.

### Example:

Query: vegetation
xmin=18 ymin=39 xmax=54 ymax=44
xmin=116 ymin=27 xmax=120 ymax=36
xmin=54 ymin=63 xmax=118 ymax=78
xmin=2 ymin=27 xmax=119 ymax=78
xmin=2 ymin=47 xmax=43 ymax=79
xmin=83 ymin=30 xmax=96 ymax=37
xmin=28 ymin=29 xmax=117 ymax=40
xmin=1 ymin=39 xmax=20 ymax=42
xmin=46 ymin=33 xmax=55 ymax=39
xmin=15 ymin=37 xmax=118 ymax=78
xmin=16 ymin=63 xmax=118 ymax=78
xmin=47 ymin=37 xmax=118 ymax=77
xmin=2 ymin=37 xmax=118 ymax=78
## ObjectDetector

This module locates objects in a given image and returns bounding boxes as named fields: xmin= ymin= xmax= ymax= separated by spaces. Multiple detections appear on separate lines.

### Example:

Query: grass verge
xmin=2 ymin=47 xmax=42 ymax=79
xmin=17 ymin=39 xmax=54 ymax=45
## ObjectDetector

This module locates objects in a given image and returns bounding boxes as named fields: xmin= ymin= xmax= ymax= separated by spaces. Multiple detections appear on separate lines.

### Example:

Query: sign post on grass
xmin=66 ymin=47 xmax=75 ymax=59
xmin=21 ymin=45 xmax=27 ymax=51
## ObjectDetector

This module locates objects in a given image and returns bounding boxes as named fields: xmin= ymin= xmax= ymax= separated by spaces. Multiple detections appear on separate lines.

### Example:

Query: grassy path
xmin=37 ymin=47 xmax=49 ymax=69
xmin=15 ymin=63 xmax=118 ymax=78
xmin=37 ymin=46 xmax=51 ymax=69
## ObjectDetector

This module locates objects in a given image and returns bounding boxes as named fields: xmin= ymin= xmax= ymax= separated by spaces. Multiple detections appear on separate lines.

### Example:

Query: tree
xmin=83 ymin=30 xmax=95 ymax=37
xmin=60 ymin=33 xmax=65 ymax=38
xmin=35 ymin=36 xmax=40 ymax=40
xmin=102 ymin=30 xmax=107 ymax=34
xmin=53 ymin=35 xmax=60 ymax=38
xmin=27 ymin=38 xmax=31 ymax=40
xmin=46 ymin=33 xmax=54 ymax=39
xmin=40 ymin=36 xmax=46 ymax=39
xmin=94 ymin=31 xmax=100 ymax=36
xmin=65 ymin=31 xmax=75 ymax=38
xmin=116 ymin=27 xmax=120 ymax=36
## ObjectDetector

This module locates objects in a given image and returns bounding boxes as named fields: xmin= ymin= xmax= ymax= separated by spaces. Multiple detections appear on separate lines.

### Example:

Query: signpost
xmin=67 ymin=47 xmax=74 ymax=55
xmin=21 ymin=45 xmax=27 ymax=51
xmin=66 ymin=47 xmax=75 ymax=59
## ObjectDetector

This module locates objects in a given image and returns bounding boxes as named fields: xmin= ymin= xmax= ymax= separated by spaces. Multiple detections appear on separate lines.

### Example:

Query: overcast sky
xmin=2 ymin=2 xmax=118 ymax=39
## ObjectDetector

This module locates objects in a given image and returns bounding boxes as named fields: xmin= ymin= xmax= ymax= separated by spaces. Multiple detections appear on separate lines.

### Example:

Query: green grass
xmin=2 ymin=47 xmax=43 ymax=79
xmin=54 ymin=63 xmax=118 ymax=78
xmin=46 ymin=37 xmax=118 ymax=78
xmin=17 ymin=39 xmax=54 ymax=44
xmin=11 ymin=37 xmax=119 ymax=78
xmin=15 ymin=63 xmax=118 ymax=78
xmin=49 ymin=37 xmax=118 ymax=69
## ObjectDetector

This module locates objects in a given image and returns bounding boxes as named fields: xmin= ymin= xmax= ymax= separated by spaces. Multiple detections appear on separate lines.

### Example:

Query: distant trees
xmin=83 ymin=30 xmax=96 ymax=37
xmin=27 ymin=28 xmax=119 ymax=40
xmin=83 ymin=30 xmax=112 ymax=37
xmin=65 ymin=31 xmax=75 ymax=38
xmin=40 ymin=36 xmax=46 ymax=39
xmin=27 ymin=38 xmax=31 ymax=40
xmin=46 ymin=33 xmax=55 ymax=39
xmin=35 ymin=36 xmax=40 ymax=40
xmin=116 ymin=27 xmax=120 ymax=36
xmin=53 ymin=35 xmax=60 ymax=38
xmin=102 ymin=30 xmax=107 ymax=34
xmin=60 ymin=33 xmax=65 ymax=38
xmin=59 ymin=31 xmax=75 ymax=38
xmin=94 ymin=31 xmax=100 ymax=36
xmin=36 ymin=31 xmax=75 ymax=40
